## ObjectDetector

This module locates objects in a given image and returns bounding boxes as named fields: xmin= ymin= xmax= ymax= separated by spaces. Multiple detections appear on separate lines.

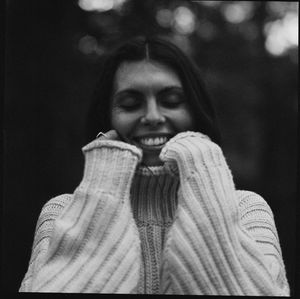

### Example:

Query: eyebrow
xmin=157 ymin=86 xmax=184 ymax=95
xmin=113 ymin=86 xmax=184 ymax=99
xmin=113 ymin=89 xmax=141 ymax=99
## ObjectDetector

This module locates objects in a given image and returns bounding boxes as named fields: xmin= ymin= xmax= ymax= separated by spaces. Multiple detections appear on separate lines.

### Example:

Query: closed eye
xmin=159 ymin=92 xmax=185 ymax=108
xmin=120 ymin=97 xmax=141 ymax=110
xmin=113 ymin=91 xmax=143 ymax=111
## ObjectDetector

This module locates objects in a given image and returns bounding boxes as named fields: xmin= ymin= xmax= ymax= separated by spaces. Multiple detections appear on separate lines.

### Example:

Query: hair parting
xmin=85 ymin=36 xmax=222 ymax=146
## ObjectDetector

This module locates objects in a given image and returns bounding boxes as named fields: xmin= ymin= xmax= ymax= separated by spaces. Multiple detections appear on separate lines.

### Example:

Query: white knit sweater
xmin=19 ymin=131 xmax=290 ymax=295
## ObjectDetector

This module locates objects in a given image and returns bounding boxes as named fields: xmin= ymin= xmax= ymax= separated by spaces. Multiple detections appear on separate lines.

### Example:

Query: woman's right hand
xmin=80 ymin=129 xmax=142 ymax=193
xmin=96 ymin=129 xmax=121 ymax=141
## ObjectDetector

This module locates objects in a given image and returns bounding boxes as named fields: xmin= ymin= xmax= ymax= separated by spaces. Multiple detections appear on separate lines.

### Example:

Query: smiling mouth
xmin=132 ymin=135 xmax=171 ymax=149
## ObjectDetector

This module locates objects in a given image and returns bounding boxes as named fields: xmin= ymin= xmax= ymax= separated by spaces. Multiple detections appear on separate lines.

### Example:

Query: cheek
xmin=111 ymin=111 xmax=126 ymax=135
xmin=169 ymin=109 xmax=195 ymax=131
xmin=111 ymin=110 xmax=138 ymax=137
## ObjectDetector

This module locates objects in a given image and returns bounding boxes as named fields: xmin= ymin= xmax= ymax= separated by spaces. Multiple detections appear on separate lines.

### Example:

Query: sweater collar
xmin=136 ymin=164 xmax=178 ymax=176
xmin=131 ymin=164 xmax=179 ymax=226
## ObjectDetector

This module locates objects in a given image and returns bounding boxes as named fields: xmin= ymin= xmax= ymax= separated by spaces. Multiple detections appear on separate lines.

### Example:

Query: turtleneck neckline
xmin=131 ymin=165 xmax=179 ymax=226
xmin=136 ymin=164 xmax=178 ymax=176
xmin=131 ymin=164 xmax=180 ymax=294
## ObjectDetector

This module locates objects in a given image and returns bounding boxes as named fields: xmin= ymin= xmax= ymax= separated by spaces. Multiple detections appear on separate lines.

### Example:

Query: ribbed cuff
xmin=80 ymin=139 xmax=142 ymax=198
xmin=82 ymin=139 xmax=142 ymax=158
xmin=160 ymin=131 xmax=223 ymax=179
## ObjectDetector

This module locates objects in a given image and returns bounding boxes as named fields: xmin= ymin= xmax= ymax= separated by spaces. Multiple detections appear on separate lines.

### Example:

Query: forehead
xmin=113 ymin=60 xmax=182 ymax=92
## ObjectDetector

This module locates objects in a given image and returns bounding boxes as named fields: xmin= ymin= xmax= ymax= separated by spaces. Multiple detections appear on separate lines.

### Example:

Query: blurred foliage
xmin=74 ymin=0 xmax=298 ymax=194
xmin=4 ymin=0 xmax=297 ymax=293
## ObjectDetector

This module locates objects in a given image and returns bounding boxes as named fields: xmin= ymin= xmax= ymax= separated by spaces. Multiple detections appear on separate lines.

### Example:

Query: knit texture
xmin=19 ymin=132 xmax=290 ymax=295
xmin=20 ymin=139 xmax=143 ymax=293
xmin=159 ymin=131 xmax=289 ymax=295
xmin=130 ymin=165 xmax=179 ymax=294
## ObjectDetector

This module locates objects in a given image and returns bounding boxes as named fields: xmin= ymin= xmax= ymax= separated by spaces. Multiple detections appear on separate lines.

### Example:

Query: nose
xmin=140 ymin=99 xmax=165 ymax=126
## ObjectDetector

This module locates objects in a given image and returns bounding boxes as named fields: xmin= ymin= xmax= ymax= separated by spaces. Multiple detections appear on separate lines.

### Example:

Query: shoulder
xmin=236 ymin=190 xmax=272 ymax=211
xmin=41 ymin=193 xmax=73 ymax=214
xmin=236 ymin=190 xmax=275 ymax=222
xmin=35 ymin=194 xmax=73 ymax=231
xmin=32 ymin=194 xmax=73 ymax=248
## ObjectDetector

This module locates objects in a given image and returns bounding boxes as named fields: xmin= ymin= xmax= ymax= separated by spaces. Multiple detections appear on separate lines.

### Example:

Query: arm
xmin=237 ymin=190 xmax=289 ymax=294
xmin=19 ymin=194 xmax=72 ymax=291
xmin=20 ymin=138 xmax=142 ymax=293
xmin=159 ymin=131 xmax=289 ymax=295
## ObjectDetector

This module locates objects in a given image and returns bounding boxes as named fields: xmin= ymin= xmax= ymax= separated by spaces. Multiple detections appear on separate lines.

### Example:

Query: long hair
xmin=85 ymin=36 xmax=222 ymax=146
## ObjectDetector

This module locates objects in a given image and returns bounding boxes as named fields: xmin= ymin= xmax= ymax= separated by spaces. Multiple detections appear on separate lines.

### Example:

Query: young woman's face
xmin=111 ymin=60 xmax=195 ymax=166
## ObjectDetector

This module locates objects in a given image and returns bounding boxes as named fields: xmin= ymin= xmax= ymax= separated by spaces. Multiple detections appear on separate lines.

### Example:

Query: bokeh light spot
xmin=156 ymin=8 xmax=173 ymax=28
xmin=78 ymin=35 xmax=104 ymax=56
xmin=264 ymin=12 xmax=298 ymax=56
xmin=78 ymin=0 xmax=127 ymax=12
xmin=173 ymin=6 xmax=195 ymax=35
xmin=221 ymin=2 xmax=254 ymax=24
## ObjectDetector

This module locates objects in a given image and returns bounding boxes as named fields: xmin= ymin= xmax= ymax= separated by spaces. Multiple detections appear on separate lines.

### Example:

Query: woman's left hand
xmin=160 ymin=131 xmax=224 ymax=179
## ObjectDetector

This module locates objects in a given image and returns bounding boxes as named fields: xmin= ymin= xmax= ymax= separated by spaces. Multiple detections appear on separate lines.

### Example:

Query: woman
xmin=19 ymin=37 xmax=289 ymax=295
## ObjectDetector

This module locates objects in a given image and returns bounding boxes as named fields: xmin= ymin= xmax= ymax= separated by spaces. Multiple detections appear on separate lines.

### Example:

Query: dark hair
xmin=85 ymin=36 xmax=222 ymax=146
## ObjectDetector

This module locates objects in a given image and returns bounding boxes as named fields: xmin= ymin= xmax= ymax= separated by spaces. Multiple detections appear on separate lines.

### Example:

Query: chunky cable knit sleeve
xmin=159 ymin=131 xmax=289 ymax=296
xmin=19 ymin=139 xmax=142 ymax=293
xmin=19 ymin=194 xmax=72 ymax=292
xmin=237 ymin=190 xmax=289 ymax=294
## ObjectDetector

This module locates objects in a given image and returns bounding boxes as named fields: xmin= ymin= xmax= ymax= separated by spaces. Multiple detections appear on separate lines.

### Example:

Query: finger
xmin=103 ymin=130 xmax=121 ymax=141
xmin=96 ymin=130 xmax=116 ymax=141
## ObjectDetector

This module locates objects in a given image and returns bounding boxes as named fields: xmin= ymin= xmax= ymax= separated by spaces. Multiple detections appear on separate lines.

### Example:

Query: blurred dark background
xmin=3 ymin=0 xmax=297 ymax=294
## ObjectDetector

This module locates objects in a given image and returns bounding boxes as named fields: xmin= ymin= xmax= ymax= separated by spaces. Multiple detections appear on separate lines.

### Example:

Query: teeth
xmin=139 ymin=137 xmax=168 ymax=146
